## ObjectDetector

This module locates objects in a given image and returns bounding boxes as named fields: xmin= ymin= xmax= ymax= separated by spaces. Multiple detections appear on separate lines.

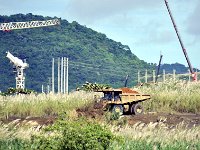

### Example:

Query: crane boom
xmin=164 ymin=0 xmax=197 ymax=81
xmin=0 ymin=19 xmax=60 ymax=31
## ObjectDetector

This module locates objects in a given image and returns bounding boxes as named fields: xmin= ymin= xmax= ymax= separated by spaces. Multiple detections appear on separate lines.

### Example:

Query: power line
xmin=70 ymin=60 xmax=139 ymax=71
xmin=69 ymin=60 xmax=139 ymax=75
xmin=69 ymin=65 xmax=126 ymax=78
xmin=69 ymin=63 xmax=134 ymax=77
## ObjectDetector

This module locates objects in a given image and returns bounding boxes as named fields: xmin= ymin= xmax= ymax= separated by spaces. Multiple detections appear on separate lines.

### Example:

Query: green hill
xmin=159 ymin=63 xmax=199 ymax=74
xmin=0 ymin=13 xmax=154 ymax=92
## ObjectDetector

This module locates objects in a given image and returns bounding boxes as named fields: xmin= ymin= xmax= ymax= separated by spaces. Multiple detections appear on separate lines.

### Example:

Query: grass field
xmin=0 ymin=80 xmax=200 ymax=149
xmin=0 ymin=91 xmax=96 ymax=119
xmin=110 ymin=122 xmax=200 ymax=149
xmin=138 ymin=79 xmax=200 ymax=113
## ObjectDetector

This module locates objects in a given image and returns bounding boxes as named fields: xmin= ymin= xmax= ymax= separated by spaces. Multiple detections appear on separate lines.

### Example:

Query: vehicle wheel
xmin=130 ymin=103 xmax=143 ymax=115
xmin=112 ymin=105 xmax=123 ymax=115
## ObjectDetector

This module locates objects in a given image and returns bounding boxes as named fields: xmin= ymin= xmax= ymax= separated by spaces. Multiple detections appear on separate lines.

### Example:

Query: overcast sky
xmin=0 ymin=0 xmax=199 ymax=69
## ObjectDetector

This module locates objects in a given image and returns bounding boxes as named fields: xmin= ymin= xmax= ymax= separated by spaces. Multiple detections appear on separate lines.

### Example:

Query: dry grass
xmin=109 ymin=121 xmax=200 ymax=149
xmin=0 ymin=121 xmax=41 ymax=140
xmin=137 ymin=80 xmax=200 ymax=113
xmin=0 ymin=91 xmax=98 ymax=118
xmin=113 ymin=122 xmax=200 ymax=144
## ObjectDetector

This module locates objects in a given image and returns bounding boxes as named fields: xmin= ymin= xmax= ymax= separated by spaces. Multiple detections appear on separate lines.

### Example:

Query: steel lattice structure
xmin=0 ymin=19 xmax=60 ymax=31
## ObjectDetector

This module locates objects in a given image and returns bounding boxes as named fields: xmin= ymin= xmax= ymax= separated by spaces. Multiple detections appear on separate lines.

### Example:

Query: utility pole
xmin=163 ymin=69 xmax=166 ymax=82
xmin=145 ymin=69 xmax=148 ymax=83
xmin=153 ymin=70 xmax=156 ymax=83
xmin=57 ymin=57 xmax=69 ymax=94
xmin=188 ymin=70 xmax=191 ymax=82
xmin=173 ymin=69 xmax=176 ymax=81
xmin=58 ymin=57 xmax=60 ymax=93
xmin=61 ymin=57 xmax=63 ymax=93
xmin=124 ymin=75 xmax=129 ymax=87
xmin=42 ymin=85 xmax=44 ymax=93
xmin=63 ymin=57 xmax=66 ymax=93
xmin=52 ymin=58 xmax=55 ymax=93
xmin=47 ymin=85 xmax=50 ymax=93
xmin=66 ymin=58 xmax=69 ymax=94
xmin=156 ymin=54 xmax=163 ymax=83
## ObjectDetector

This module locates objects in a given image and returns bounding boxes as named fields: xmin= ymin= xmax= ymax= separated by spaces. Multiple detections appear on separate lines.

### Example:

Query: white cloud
xmin=65 ymin=0 xmax=162 ymax=24
xmin=187 ymin=1 xmax=200 ymax=37
xmin=0 ymin=0 xmax=199 ymax=67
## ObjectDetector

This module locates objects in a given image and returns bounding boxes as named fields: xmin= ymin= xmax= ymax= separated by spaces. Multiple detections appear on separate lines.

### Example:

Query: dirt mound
xmin=1 ymin=106 xmax=199 ymax=129
xmin=120 ymin=87 xmax=139 ymax=94
xmin=76 ymin=103 xmax=105 ymax=119
xmin=127 ymin=113 xmax=200 ymax=128
xmin=93 ymin=102 xmax=105 ymax=109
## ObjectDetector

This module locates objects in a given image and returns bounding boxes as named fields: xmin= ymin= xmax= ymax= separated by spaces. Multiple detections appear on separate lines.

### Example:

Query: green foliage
xmin=30 ymin=117 xmax=116 ymax=150
xmin=0 ymin=87 xmax=35 ymax=96
xmin=81 ymin=81 xmax=111 ymax=91
xmin=0 ymin=138 xmax=30 ymax=150
xmin=160 ymin=63 xmax=199 ymax=74
xmin=105 ymin=112 xmax=128 ymax=127
xmin=0 ymin=13 xmax=154 ymax=92
xmin=105 ymin=112 xmax=120 ymax=121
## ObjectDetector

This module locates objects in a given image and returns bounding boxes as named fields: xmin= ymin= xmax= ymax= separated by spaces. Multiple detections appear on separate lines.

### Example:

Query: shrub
xmin=31 ymin=117 xmax=116 ymax=150
xmin=80 ymin=81 xmax=111 ymax=92
xmin=0 ymin=88 xmax=35 ymax=96
xmin=0 ymin=138 xmax=30 ymax=150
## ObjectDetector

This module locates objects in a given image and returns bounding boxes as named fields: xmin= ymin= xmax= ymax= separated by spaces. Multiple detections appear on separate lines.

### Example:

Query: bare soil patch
xmin=127 ymin=112 xmax=200 ymax=128
xmin=1 ymin=104 xmax=199 ymax=128
xmin=76 ymin=103 xmax=200 ymax=127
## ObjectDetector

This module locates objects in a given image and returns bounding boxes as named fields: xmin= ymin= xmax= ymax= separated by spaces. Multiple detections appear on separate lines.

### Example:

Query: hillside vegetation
xmin=0 ymin=13 xmax=154 ymax=92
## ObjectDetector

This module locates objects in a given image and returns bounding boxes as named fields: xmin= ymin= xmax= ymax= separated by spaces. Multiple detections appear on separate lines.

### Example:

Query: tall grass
xmin=0 ymin=81 xmax=200 ymax=149
xmin=109 ymin=121 xmax=200 ymax=150
xmin=0 ymin=121 xmax=40 ymax=140
xmin=0 ymin=91 xmax=97 ymax=118
xmin=137 ymin=79 xmax=200 ymax=113
xmin=1 ymin=80 xmax=200 ymax=118
xmin=0 ymin=118 xmax=199 ymax=150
